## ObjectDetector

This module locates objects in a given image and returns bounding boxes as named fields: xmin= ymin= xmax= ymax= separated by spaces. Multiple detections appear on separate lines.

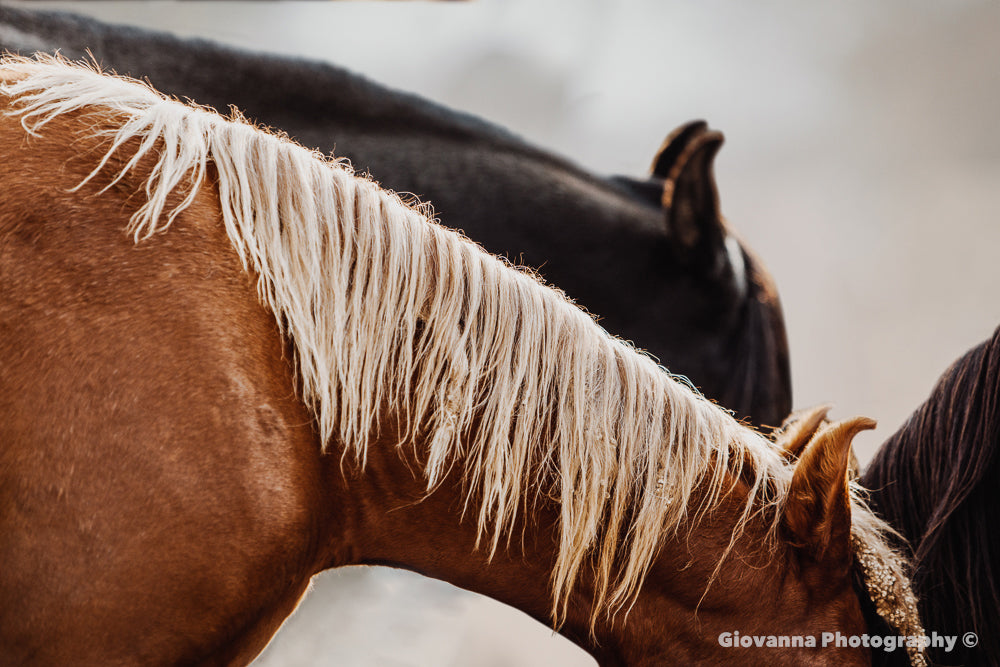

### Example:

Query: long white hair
xmin=0 ymin=57 xmax=923 ymax=661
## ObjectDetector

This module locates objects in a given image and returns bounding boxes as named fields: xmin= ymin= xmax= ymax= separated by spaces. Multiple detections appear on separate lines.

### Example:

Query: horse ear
xmin=775 ymin=405 xmax=831 ymax=461
xmin=784 ymin=417 xmax=876 ymax=564
xmin=649 ymin=120 xmax=708 ymax=179
xmin=660 ymin=130 xmax=726 ymax=258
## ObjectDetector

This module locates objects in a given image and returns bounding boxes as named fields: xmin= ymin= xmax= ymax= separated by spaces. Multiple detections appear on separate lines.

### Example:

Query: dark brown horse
xmin=0 ymin=5 xmax=791 ymax=429
xmin=0 ymin=57 xmax=918 ymax=666
xmin=863 ymin=326 xmax=1000 ymax=666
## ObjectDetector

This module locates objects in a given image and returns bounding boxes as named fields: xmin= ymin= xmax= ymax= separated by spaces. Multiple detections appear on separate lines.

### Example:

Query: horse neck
xmin=316 ymin=421 xmax=791 ymax=666
xmin=317 ymin=425 xmax=631 ymax=664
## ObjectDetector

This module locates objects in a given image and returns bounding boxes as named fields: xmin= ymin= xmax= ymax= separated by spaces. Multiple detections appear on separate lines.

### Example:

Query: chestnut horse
xmin=0 ymin=57 xmax=919 ymax=666
xmin=863 ymin=325 xmax=1000 ymax=666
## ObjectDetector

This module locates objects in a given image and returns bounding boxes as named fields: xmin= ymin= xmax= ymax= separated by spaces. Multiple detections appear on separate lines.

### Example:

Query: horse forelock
xmin=0 ymin=56 xmax=918 ymax=649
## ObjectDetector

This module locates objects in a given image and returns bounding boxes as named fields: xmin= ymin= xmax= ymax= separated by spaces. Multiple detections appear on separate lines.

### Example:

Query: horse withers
xmin=0 ymin=5 xmax=791 ymax=428
xmin=0 ymin=57 xmax=920 ymax=666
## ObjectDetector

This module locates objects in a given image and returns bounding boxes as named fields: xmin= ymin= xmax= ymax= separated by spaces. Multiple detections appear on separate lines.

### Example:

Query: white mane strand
xmin=0 ymin=55 xmax=792 ymax=625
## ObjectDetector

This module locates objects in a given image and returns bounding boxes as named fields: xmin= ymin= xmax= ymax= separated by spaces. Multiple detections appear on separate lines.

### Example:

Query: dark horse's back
xmin=0 ymin=6 xmax=791 ymax=427
xmin=863 ymin=327 xmax=1000 ymax=666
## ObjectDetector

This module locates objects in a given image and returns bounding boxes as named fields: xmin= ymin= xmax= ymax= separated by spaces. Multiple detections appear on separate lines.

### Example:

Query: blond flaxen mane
xmin=0 ymin=57 xmax=923 ymax=660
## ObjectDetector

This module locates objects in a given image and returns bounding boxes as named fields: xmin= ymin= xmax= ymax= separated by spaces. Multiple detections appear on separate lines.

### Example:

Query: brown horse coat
xmin=0 ymin=59 xmax=920 ymax=666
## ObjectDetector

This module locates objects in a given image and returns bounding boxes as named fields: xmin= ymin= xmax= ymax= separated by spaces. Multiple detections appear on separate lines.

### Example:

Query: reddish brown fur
xmin=0 ymin=84 xmax=871 ymax=665
xmin=0 ymin=101 xmax=328 ymax=665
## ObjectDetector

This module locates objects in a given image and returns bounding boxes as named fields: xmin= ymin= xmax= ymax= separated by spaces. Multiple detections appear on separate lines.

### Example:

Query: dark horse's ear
xmin=784 ymin=417 xmax=876 ymax=565
xmin=650 ymin=120 xmax=709 ymax=179
xmin=659 ymin=128 xmax=727 ymax=265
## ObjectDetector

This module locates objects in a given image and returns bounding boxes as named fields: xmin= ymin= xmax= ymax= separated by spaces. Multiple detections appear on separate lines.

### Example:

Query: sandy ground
xmin=7 ymin=1 xmax=998 ymax=665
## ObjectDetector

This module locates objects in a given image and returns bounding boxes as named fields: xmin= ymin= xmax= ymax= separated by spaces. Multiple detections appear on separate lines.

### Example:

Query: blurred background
xmin=4 ymin=1 xmax=998 ymax=665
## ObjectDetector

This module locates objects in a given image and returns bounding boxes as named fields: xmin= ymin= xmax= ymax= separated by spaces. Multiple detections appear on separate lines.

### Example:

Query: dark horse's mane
xmin=862 ymin=325 xmax=1000 ymax=666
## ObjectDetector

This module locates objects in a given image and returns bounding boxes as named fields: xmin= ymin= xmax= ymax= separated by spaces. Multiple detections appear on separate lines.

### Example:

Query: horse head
xmin=551 ymin=416 xmax=878 ymax=666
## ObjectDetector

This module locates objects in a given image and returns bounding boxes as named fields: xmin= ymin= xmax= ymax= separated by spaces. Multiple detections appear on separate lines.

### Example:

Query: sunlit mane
xmin=0 ymin=56 xmax=922 ymax=658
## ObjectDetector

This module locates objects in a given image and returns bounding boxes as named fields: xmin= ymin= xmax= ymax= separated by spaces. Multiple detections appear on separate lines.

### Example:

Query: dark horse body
xmin=0 ymin=6 xmax=791 ymax=428
xmin=863 ymin=327 xmax=1000 ymax=666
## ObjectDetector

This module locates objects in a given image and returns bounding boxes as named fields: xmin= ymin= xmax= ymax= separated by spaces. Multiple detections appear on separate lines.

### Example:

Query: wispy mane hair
xmin=0 ymin=56 xmax=911 ymax=641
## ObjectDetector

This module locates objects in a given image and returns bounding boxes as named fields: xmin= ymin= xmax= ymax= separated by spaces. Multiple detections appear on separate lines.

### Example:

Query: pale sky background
xmin=5 ymin=1 xmax=999 ymax=665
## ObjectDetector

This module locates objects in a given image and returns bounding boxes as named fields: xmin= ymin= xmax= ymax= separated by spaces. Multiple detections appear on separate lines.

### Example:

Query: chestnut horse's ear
xmin=775 ymin=405 xmax=831 ymax=461
xmin=649 ymin=120 xmax=709 ymax=179
xmin=784 ymin=417 xmax=876 ymax=564
xmin=660 ymin=130 xmax=726 ymax=260
xmin=776 ymin=406 xmax=863 ymax=479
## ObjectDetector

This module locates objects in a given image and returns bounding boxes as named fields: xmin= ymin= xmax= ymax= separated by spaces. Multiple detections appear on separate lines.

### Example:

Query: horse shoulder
xmin=0 ymin=106 xmax=329 ymax=664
